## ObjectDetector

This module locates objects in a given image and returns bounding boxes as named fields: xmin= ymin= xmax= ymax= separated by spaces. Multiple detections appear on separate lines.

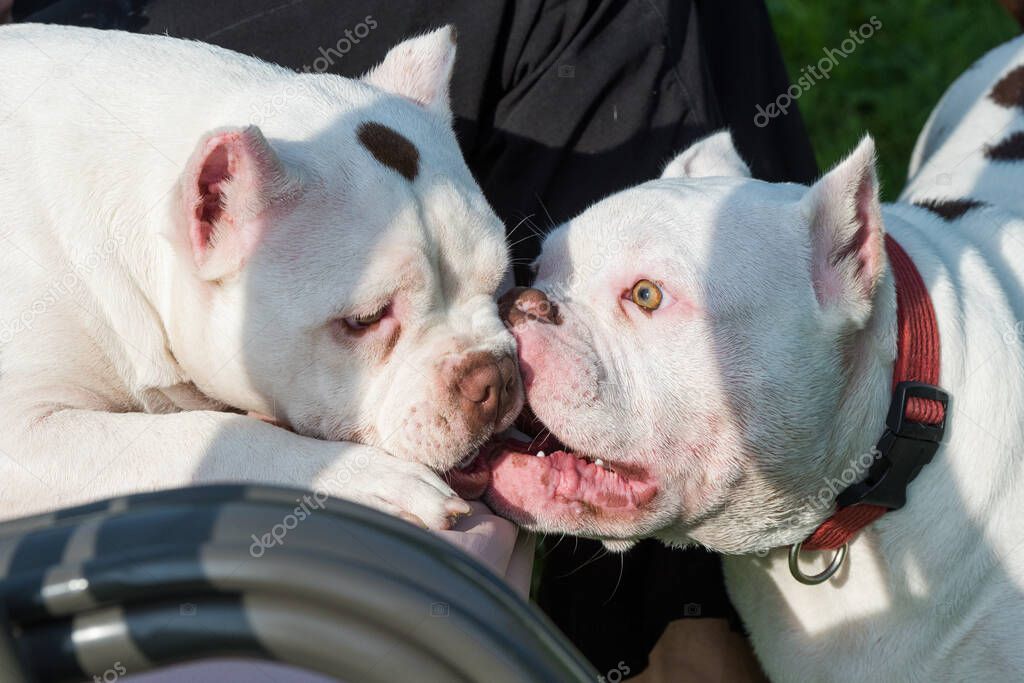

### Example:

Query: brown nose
xmin=498 ymin=287 xmax=562 ymax=327
xmin=453 ymin=351 xmax=522 ymax=433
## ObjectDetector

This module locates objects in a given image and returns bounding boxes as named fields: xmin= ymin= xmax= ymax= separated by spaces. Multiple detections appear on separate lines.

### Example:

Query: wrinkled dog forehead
xmin=337 ymin=116 xmax=506 ymax=287
xmin=250 ymin=25 xmax=506 ymax=287
xmin=258 ymin=122 xmax=506 ymax=312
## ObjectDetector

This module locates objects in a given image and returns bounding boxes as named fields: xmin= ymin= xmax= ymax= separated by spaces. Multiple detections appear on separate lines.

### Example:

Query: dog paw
xmin=315 ymin=446 xmax=470 ymax=530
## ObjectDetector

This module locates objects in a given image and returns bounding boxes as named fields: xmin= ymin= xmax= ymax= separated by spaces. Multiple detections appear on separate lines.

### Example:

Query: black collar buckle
xmin=836 ymin=381 xmax=950 ymax=511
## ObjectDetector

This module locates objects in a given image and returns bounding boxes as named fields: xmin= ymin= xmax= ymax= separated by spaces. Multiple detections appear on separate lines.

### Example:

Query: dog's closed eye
xmin=332 ymin=302 xmax=396 ymax=344
xmin=343 ymin=304 xmax=390 ymax=330
xmin=331 ymin=302 xmax=401 ymax=360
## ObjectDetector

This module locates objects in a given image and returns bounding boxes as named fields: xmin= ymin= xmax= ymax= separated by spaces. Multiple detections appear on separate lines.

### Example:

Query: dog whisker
xmin=602 ymin=554 xmax=626 ymax=606
xmin=505 ymin=214 xmax=536 ymax=240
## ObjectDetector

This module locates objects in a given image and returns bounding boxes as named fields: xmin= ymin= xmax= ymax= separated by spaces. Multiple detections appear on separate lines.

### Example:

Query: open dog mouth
xmin=444 ymin=408 xmax=659 ymax=525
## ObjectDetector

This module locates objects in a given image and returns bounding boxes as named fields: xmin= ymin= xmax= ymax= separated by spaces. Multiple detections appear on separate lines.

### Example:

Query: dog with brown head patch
xmin=0 ymin=24 xmax=520 ymax=529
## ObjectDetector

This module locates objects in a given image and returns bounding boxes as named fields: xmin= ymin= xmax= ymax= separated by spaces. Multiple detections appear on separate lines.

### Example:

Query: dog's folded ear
xmin=661 ymin=131 xmax=751 ymax=179
xmin=362 ymin=26 xmax=457 ymax=119
xmin=801 ymin=135 xmax=886 ymax=326
xmin=181 ymin=126 xmax=302 ymax=281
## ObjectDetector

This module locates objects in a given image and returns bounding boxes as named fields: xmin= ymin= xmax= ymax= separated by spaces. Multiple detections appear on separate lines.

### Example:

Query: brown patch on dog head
xmin=357 ymin=122 xmax=420 ymax=181
xmin=991 ymin=65 xmax=1024 ymax=108
xmin=913 ymin=198 xmax=986 ymax=221
xmin=986 ymin=131 xmax=1024 ymax=161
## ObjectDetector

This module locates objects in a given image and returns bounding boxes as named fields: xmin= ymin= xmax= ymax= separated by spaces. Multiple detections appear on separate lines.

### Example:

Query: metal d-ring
xmin=788 ymin=541 xmax=848 ymax=585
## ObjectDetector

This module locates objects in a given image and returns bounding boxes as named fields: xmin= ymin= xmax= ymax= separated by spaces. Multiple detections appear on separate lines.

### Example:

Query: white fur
xmin=661 ymin=130 xmax=751 ymax=179
xmin=0 ymin=25 xmax=516 ymax=529
xmin=515 ymin=36 xmax=1024 ymax=680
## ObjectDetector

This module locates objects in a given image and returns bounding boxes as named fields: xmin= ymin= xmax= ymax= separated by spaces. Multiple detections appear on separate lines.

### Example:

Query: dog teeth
xmin=594 ymin=458 xmax=605 ymax=468
xmin=536 ymin=451 xmax=546 ymax=458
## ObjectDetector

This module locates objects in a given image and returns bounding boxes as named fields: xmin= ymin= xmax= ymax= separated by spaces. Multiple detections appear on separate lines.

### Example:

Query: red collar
xmin=802 ymin=234 xmax=948 ymax=552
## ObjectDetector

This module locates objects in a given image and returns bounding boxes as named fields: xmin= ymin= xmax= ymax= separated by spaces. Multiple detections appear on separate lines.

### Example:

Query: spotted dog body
xmin=906 ymin=38 xmax=1024 ymax=216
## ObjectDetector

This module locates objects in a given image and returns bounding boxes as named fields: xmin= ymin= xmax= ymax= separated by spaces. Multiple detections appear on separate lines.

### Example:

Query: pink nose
xmin=453 ymin=352 xmax=522 ymax=433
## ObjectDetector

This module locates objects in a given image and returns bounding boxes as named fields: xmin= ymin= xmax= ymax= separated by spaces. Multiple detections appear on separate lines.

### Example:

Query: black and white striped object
xmin=0 ymin=485 xmax=597 ymax=682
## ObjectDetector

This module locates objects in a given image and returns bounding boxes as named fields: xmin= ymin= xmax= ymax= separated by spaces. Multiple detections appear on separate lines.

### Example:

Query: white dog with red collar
xmin=476 ymin=36 xmax=1024 ymax=680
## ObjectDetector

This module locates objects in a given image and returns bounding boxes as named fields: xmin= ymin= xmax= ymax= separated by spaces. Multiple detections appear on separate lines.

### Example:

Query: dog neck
xmin=822 ymin=263 xmax=898 ymax=505
xmin=815 ymin=208 xmax=956 ymax=546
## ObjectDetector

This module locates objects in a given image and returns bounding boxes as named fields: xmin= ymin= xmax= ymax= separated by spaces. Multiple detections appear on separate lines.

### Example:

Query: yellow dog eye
xmin=630 ymin=279 xmax=663 ymax=311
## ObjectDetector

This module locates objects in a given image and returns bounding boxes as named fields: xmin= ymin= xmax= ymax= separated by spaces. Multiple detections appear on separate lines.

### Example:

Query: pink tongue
xmin=444 ymin=434 xmax=562 ymax=501
xmin=484 ymin=444 xmax=657 ymax=521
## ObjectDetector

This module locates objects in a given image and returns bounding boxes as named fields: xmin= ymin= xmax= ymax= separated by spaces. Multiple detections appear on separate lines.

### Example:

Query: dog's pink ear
xmin=802 ymin=135 xmax=886 ymax=325
xmin=182 ymin=126 xmax=301 ymax=281
xmin=362 ymin=26 xmax=456 ymax=118
xmin=662 ymin=131 xmax=750 ymax=179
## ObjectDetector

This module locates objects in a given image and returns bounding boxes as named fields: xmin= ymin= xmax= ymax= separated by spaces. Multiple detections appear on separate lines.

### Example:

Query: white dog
xmin=474 ymin=36 xmax=1024 ymax=681
xmin=0 ymin=24 xmax=522 ymax=530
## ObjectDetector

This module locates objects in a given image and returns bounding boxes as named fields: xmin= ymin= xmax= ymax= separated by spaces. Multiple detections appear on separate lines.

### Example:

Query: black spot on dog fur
xmin=990 ymin=65 xmax=1024 ymax=109
xmin=914 ymin=198 xmax=986 ymax=221
xmin=357 ymin=122 xmax=420 ymax=181
xmin=985 ymin=131 xmax=1024 ymax=161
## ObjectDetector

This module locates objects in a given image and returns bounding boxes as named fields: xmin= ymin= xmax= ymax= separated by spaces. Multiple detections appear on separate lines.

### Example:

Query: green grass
xmin=766 ymin=0 xmax=1018 ymax=199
